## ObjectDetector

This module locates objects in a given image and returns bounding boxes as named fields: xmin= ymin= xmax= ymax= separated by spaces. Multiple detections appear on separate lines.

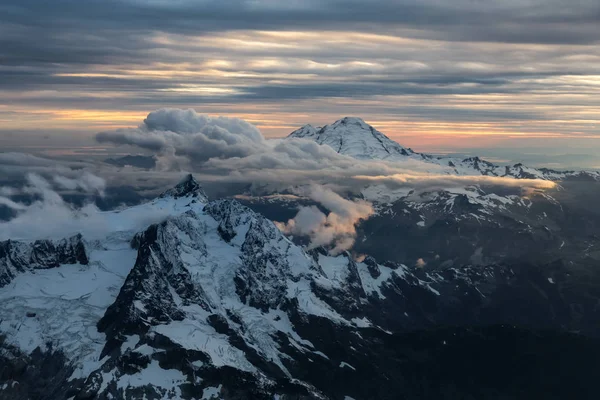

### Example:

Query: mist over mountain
xmin=1 ymin=112 xmax=600 ymax=399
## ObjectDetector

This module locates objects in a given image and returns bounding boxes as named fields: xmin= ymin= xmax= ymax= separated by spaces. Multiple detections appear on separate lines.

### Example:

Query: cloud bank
xmin=93 ymin=108 xmax=562 ymax=251
xmin=95 ymin=108 xmax=557 ymax=193
xmin=353 ymin=173 xmax=557 ymax=191
xmin=1 ymin=109 xmax=561 ymax=252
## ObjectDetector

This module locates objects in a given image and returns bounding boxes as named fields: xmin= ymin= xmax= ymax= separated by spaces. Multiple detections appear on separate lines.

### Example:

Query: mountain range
xmin=2 ymin=118 xmax=600 ymax=399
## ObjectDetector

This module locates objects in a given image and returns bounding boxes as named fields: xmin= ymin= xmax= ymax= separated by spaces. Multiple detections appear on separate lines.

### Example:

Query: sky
xmin=1 ymin=0 xmax=599 ymax=167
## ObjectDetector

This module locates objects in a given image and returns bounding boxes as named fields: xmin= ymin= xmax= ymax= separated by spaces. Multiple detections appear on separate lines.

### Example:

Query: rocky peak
xmin=159 ymin=174 xmax=208 ymax=201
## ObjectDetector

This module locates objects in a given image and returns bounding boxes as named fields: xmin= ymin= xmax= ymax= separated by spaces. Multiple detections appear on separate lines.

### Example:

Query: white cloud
xmin=94 ymin=109 xmax=558 ymax=200
xmin=96 ymin=108 xmax=266 ymax=163
xmin=53 ymin=172 xmax=107 ymax=196
xmin=275 ymin=185 xmax=374 ymax=254
xmin=0 ymin=172 xmax=164 ymax=241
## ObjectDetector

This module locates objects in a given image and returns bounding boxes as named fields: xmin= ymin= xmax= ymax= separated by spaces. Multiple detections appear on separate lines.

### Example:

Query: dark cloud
xmin=2 ymin=1 xmax=598 ymax=47
xmin=1 ymin=0 xmax=599 ymax=151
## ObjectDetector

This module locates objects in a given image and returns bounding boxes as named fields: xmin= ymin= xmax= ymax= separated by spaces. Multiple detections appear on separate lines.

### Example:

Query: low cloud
xmin=275 ymin=185 xmax=374 ymax=254
xmin=353 ymin=173 xmax=557 ymax=191
xmin=0 ymin=109 xmax=562 ymax=251
xmin=0 ymin=172 xmax=167 ymax=241
xmin=53 ymin=172 xmax=107 ymax=196
xmin=94 ymin=109 xmax=557 ymax=199
xmin=0 ymin=196 xmax=27 ymax=210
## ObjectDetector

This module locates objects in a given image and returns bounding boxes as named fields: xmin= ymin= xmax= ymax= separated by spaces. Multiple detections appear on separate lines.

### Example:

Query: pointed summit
xmin=288 ymin=116 xmax=413 ymax=160
xmin=160 ymin=174 xmax=208 ymax=201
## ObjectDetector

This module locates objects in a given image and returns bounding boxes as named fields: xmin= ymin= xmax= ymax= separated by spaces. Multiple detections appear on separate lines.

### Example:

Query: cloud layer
xmin=92 ymin=108 xmax=560 ymax=249
xmin=94 ymin=109 xmax=559 ymax=194
xmin=1 ymin=109 xmax=561 ymax=251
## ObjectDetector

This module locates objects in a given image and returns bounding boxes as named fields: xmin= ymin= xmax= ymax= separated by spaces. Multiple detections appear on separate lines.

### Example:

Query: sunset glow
xmin=0 ymin=1 xmax=599 ymax=161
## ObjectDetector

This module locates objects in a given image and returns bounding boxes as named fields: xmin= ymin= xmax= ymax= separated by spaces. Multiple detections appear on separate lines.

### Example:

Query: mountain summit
xmin=159 ymin=173 xmax=208 ymax=201
xmin=288 ymin=117 xmax=413 ymax=160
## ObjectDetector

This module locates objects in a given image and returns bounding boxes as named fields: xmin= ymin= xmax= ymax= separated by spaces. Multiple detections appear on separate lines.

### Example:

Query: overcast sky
xmin=1 ymin=0 xmax=599 ymax=165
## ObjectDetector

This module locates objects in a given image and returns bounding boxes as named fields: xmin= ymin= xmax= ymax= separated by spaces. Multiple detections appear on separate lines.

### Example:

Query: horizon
xmin=2 ymin=112 xmax=599 ymax=171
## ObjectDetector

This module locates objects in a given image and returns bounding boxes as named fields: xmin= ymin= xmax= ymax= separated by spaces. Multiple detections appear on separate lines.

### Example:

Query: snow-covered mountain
xmin=289 ymin=117 xmax=414 ymax=161
xmin=288 ymin=117 xmax=598 ymax=180
xmin=3 ymin=175 xmax=598 ymax=399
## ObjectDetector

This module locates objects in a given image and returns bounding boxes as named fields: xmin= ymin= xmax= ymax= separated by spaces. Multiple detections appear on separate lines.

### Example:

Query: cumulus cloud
xmin=415 ymin=258 xmax=427 ymax=268
xmin=96 ymin=108 xmax=266 ymax=164
xmin=275 ymin=185 xmax=374 ymax=254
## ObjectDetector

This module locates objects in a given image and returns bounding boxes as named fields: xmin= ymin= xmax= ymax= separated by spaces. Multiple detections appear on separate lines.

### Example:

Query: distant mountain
xmin=3 ymin=175 xmax=600 ymax=399
xmin=288 ymin=117 xmax=599 ymax=181
xmin=104 ymin=155 xmax=157 ymax=169
xmin=289 ymin=117 xmax=414 ymax=160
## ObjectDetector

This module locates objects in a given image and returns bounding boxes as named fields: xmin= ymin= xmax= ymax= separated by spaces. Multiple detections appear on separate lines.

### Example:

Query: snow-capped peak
xmin=288 ymin=116 xmax=413 ymax=160
xmin=159 ymin=173 xmax=208 ymax=201
xmin=286 ymin=117 xmax=600 ymax=186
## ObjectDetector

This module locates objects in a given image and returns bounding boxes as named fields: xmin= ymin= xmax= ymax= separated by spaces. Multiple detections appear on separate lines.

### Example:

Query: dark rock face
xmin=0 ymin=234 xmax=88 ymax=287
xmin=99 ymin=217 xmax=210 ymax=348
xmin=0 ymin=335 xmax=82 ymax=400
xmin=351 ymin=184 xmax=600 ymax=270
xmin=275 ymin=320 xmax=600 ymax=400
